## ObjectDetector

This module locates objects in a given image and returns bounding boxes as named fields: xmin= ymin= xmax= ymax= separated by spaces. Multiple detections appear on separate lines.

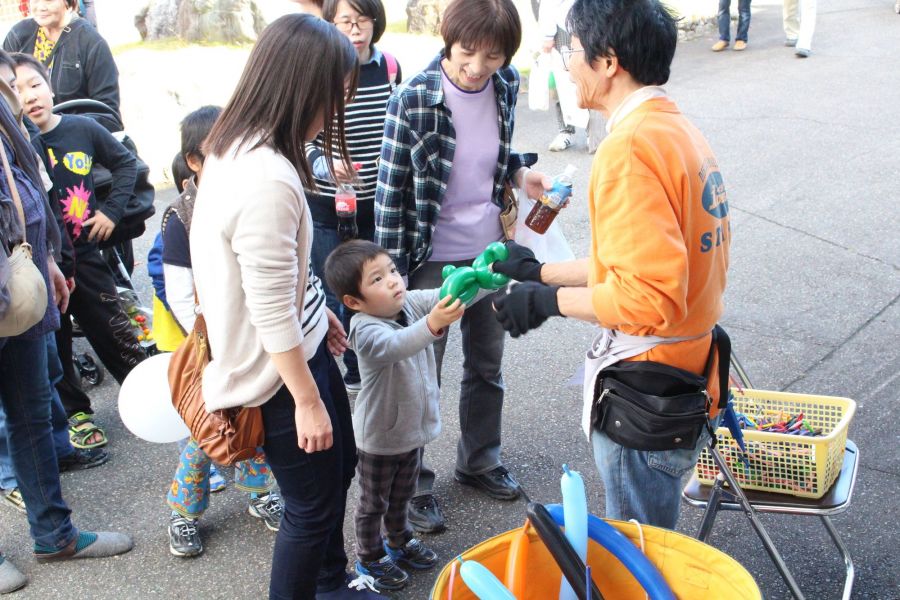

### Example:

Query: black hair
xmin=324 ymin=239 xmax=390 ymax=304
xmin=9 ymin=53 xmax=51 ymax=87
xmin=180 ymin=105 xmax=221 ymax=166
xmin=322 ymin=0 xmax=387 ymax=48
xmin=170 ymin=152 xmax=190 ymax=193
xmin=567 ymin=0 xmax=677 ymax=86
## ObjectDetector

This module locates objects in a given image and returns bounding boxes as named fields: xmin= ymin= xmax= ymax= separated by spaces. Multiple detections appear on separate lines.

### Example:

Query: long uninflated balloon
xmin=459 ymin=558 xmax=516 ymax=600
xmin=546 ymin=504 xmax=676 ymax=600
xmin=560 ymin=465 xmax=588 ymax=600
xmin=527 ymin=502 xmax=604 ymax=600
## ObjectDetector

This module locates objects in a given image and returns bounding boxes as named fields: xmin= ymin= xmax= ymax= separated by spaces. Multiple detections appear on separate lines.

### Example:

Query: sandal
xmin=68 ymin=412 xmax=108 ymax=449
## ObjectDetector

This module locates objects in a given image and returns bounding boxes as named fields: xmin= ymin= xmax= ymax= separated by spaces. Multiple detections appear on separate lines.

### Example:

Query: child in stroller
xmin=11 ymin=53 xmax=154 ymax=449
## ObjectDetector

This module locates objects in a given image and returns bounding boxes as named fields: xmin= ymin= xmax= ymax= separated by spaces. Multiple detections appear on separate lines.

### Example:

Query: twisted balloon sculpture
xmin=439 ymin=242 xmax=510 ymax=304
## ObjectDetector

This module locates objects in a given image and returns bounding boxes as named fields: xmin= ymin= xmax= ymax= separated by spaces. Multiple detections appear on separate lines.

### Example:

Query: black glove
xmin=492 ymin=241 xmax=544 ymax=282
xmin=494 ymin=281 xmax=560 ymax=338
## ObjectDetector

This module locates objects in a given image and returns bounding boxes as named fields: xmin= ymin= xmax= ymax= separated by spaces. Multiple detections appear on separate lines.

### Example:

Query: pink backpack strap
xmin=382 ymin=50 xmax=399 ymax=88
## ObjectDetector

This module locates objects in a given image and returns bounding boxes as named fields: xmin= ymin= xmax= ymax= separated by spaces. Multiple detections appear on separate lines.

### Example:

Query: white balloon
xmin=118 ymin=353 xmax=190 ymax=443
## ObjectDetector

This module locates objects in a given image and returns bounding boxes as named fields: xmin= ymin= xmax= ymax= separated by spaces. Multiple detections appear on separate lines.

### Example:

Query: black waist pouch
xmin=590 ymin=326 xmax=730 ymax=452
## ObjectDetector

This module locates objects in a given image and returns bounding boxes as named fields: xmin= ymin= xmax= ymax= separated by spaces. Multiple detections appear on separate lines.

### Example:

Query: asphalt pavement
xmin=1 ymin=1 xmax=898 ymax=598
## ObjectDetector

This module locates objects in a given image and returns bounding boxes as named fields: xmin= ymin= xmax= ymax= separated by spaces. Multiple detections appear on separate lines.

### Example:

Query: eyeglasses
xmin=560 ymin=48 xmax=584 ymax=71
xmin=333 ymin=16 xmax=375 ymax=32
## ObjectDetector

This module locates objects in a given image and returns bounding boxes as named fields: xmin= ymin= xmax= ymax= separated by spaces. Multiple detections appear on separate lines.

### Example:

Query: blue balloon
xmin=560 ymin=466 xmax=588 ymax=600
xmin=460 ymin=559 xmax=517 ymax=600
xmin=546 ymin=504 xmax=676 ymax=600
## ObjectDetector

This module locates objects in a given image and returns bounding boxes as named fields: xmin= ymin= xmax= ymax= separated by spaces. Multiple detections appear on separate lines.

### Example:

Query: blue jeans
xmin=718 ymin=0 xmax=752 ymax=42
xmin=591 ymin=416 xmax=719 ymax=529
xmin=0 ymin=335 xmax=76 ymax=550
xmin=310 ymin=221 xmax=375 ymax=383
xmin=262 ymin=340 xmax=357 ymax=599
xmin=0 ymin=333 xmax=73 ymax=490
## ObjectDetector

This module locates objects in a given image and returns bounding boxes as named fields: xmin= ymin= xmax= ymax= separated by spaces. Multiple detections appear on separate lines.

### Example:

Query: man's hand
xmin=47 ymin=257 xmax=69 ymax=313
xmin=427 ymin=294 xmax=464 ymax=335
xmin=493 ymin=282 xmax=561 ymax=338
xmin=492 ymin=241 xmax=544 ymax=282
xmin=325 ymin=307 xmax=349 ymax=356
xmin=294 ymin=398 xmax=334 ymax=453
xmin=83 ymin=211 xmax=116 ymax=242
xmin=541 ymin=38 xmax=555 ymax=53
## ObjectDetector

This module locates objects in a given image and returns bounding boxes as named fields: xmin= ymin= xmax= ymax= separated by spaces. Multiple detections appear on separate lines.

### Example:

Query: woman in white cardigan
xmin=190 ymin=15 xmax=375 ymax=600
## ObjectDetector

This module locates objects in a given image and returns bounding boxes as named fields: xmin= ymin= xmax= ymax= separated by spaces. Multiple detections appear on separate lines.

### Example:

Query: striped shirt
xmin=306 ymin=48 xmax=401 ymax=230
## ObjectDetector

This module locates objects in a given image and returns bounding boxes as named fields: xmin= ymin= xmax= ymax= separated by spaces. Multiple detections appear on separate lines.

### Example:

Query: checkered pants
xmin=355 ymin=448 xmax=420 ymax=562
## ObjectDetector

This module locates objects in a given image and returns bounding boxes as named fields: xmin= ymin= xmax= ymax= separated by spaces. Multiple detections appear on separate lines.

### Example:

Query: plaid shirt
xmin=375 ymin=53 xmax=535 ymax=275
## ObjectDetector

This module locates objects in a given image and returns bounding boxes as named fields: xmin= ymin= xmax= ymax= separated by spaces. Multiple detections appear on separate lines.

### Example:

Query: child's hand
xmin=427 ymin=294 xmax=464 ymax=334
xmin=84 ymin=211 xmax=116 ymax=242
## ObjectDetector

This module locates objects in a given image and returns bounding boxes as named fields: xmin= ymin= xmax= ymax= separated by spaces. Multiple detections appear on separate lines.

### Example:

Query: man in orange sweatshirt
xmin=493 ymin=0 xmax=730 ymax=529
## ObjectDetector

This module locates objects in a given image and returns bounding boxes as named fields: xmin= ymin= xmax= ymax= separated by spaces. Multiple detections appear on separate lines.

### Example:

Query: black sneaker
xmin=354 ymin=555 xmax=409 ymax=591
xmin=168 ymin=513 xmax=203 ymax=557
xmin=57 ymin=447 xmax=109 ymax=472
xmin=384 ymin=538 xmax=437 ymax=570
xmin=249 ymin=492 xmax=284 ymax=532
xmin=316 ymin=572 xmax=383 ymax=598
xmin=454 ymin=466 xmax=521 ymax=500
xmin=408 ymin=494 xmax=446 ymax=533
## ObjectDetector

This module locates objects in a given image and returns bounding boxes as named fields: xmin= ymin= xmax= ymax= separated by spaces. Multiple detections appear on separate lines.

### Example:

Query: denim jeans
xmin=309 ymin=221 xmax=375 ymax=383
xmin=717 ymin=0 xmax=752 ymax=42
xmin=0 ymin=333 xmax=73 ymax=490
xmin=262 ymin=340 xmax=357 ymax=599
xmin=0 ymin=335 xmax=76 ymax=550
xmin=591 ymin=416 xmax=719 ymax=530
xmin=409 ymin=259 xmax=506 ymax=495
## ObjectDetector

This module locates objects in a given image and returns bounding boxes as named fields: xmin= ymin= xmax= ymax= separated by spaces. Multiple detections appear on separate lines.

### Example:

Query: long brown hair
xmin=205 ymin=14 xmax=359 ymax=189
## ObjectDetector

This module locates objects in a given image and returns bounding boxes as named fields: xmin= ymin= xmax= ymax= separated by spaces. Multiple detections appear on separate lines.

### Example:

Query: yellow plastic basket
xmin=696 ymin=388 xmax=856 ymax=498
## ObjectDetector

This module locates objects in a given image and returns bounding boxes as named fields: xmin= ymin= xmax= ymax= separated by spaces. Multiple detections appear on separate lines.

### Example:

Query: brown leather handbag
xmin=168 ymin=311 xmax=264 ymax=466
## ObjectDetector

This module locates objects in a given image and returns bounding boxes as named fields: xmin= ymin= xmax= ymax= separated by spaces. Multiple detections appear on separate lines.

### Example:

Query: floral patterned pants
xmin=167 ymin=438 xmax=274 ymax=518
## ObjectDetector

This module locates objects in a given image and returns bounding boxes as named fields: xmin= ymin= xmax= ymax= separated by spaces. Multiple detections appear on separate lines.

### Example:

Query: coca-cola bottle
xmin=335 ymin=183 xmax=358 ymax=241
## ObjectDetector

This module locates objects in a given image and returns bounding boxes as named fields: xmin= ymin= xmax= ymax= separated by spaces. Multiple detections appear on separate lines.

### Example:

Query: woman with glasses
xmin=375 ymin=0 xmax=553 ymax=535
xmin=308 ymin=0 xmax=402 ymax=394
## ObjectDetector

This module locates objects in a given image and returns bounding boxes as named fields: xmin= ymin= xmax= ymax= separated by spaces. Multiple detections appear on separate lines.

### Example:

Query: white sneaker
xmin=548 ymin=132 xmax=573 ymax=152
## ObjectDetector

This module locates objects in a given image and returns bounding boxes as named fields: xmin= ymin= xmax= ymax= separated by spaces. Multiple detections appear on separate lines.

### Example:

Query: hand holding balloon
xmin=440 ymin=242 xmax=510 ymax=303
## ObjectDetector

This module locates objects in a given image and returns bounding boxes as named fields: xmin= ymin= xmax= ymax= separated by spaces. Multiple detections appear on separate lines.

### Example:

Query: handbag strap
xmin=0 ymin=128 xmax=28 ymax=245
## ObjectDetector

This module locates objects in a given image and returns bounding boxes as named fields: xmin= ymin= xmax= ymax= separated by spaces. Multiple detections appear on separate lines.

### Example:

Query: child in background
xmin=325 ymin=240 xmax=462 ymax=592
xmin=308 ymin=0 xmax=401 ymax=393
xmin=12 ymin=52 xmax=146 ymax=450
xmin=152 ymin=106 xmax=283 ymax=558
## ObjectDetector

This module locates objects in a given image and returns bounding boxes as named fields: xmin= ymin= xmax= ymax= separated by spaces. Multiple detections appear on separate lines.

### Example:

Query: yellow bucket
xmin=430 ymin=519 xmax=760 ymax=600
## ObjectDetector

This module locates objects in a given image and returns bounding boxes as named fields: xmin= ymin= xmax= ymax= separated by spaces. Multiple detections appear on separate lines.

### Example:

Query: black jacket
xmin=3 ymin=17 xmax=121 ymax=131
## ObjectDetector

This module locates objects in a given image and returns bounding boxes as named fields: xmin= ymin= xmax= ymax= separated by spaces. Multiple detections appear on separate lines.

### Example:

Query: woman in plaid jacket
xmin=374 ymin=0 xmax=553 ymax=534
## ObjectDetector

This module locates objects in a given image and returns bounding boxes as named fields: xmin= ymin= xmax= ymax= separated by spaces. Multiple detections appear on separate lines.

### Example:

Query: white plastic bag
xmin=528 ymin=53 xmax=552 ymax=112
xmin=514 ymin=195 xmax=575 ymax=264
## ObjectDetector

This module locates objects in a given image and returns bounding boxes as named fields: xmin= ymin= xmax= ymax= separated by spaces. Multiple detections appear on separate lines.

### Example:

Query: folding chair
xmin=681 ymin=354 xmax=858 ymax=600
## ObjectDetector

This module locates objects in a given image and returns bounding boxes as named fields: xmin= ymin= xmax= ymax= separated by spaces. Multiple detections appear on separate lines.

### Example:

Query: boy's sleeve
xmin=353 ymin=317 xmax=441 ymax=368
xmin=405 ymin=288 xmax=440 ymax=321
xmin=89 ymin=121 xmax=136 ymax=224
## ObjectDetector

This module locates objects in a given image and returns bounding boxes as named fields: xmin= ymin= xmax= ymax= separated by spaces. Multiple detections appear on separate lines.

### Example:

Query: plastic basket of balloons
xmin=430 ymin=467 xmax=760 ymax=600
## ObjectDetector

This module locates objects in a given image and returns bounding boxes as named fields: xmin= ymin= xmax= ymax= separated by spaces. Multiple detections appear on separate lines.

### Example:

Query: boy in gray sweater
xmin=325 ymin=240 xmax=464 ymax=592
